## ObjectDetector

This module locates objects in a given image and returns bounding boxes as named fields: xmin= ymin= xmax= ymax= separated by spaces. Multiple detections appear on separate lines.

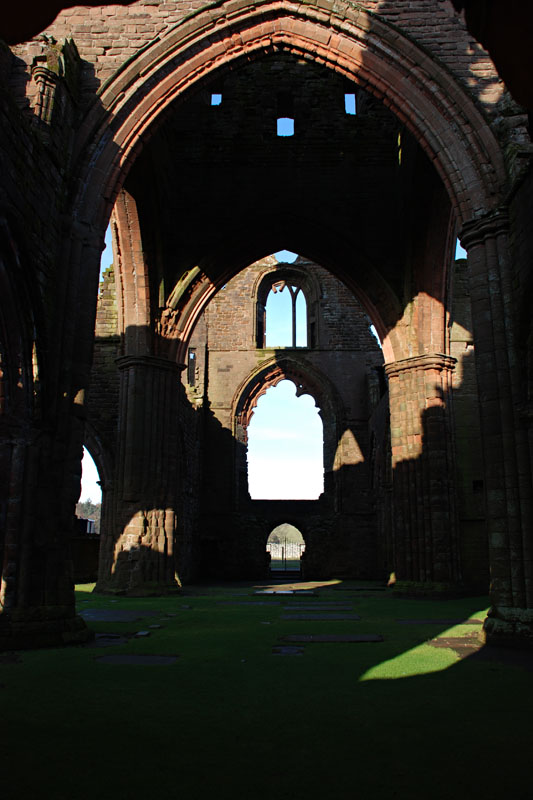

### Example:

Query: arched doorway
xmin=267 ymin=524 xmax=306 ymax=574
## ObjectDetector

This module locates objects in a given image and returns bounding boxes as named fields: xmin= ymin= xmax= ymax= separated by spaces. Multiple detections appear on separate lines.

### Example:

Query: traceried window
xmin=256 ymin=265 xmax=317 ymax=349
xmin=264 ymin=280 xmax=307 ymax=347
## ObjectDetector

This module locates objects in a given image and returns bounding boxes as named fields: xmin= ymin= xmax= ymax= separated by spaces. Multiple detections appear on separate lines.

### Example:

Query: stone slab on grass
xmin=254 ymin=589 xmax=318 ymax=596
xmin=85 ymin=633 xmax=130 ymax=647
xmin=428 ymin=633 xmax=482 ymax=659
xmin=283 ymin=604 xmax=354 ymax=611
xmin=79 ymin=608 xmax=161 ymax=623
xmin=396 ymin=618 xmax=484 ymax=625
xmin=334 ymin=586 xmax=386 ymax=592
xmin=96 ymin=655 xmax=178 ymax=665
xmin=272 ymin=645 xmax=304 ymax=656
xmin=282 ymin=634 xmax=383 ymax=643
xmin=425 ymin=634 xmax=533 ymax=671
xmin=281 ymin=613 xmax=361 ymax=621
xmin=218 ymin=601 xmax=281 ymax=606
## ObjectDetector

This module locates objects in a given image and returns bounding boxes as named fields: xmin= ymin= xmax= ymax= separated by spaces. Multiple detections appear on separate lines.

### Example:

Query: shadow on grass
xmin=1 ymin=581 xmax=531 ymax=800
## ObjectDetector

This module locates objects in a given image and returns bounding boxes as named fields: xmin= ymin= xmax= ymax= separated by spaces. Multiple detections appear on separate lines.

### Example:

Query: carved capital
xmin=384 ymin=353 xmax=456 ymax=379
xmin=116 ymin=355 xmax=185 ymax=374
xmin=460 ymin=208 xmax=509 ymax=250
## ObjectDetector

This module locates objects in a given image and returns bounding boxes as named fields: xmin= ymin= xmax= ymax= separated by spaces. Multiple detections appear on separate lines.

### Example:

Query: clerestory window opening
xmin=265 ymin=280 xmax=307 ymax=347
xmin=187 ymin=347 xmax=197 ymax=386
xmin=344 ymin=93 xmax=357 ymax=115
xmin=277 ymin=117 xmax=294 ymax=136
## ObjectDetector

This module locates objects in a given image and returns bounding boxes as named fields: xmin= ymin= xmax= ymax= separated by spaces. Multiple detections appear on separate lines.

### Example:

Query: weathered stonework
xmin=1 ymin=0 xmax=532 ymax=647
xmin=184 ymin=256 xmax=384 ymax=580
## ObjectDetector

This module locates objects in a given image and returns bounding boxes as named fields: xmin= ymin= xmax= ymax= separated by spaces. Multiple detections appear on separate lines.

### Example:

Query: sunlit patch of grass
xmin=75 ymin=582 xmax=97 ymax=594
xmin=359 ymin=606 xmax=489 ymax=680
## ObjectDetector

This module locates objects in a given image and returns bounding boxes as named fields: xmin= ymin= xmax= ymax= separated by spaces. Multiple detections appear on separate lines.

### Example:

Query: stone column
xmin=462 ymin=211 xmax=533 ymax=644
xmin=385 ymin=354 xmax=460 ymax=589
xmin=96 ymin=355 xmax=184 ymax=595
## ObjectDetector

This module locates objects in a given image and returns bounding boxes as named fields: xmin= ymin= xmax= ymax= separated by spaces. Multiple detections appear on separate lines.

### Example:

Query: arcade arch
xmin=92 ymin=36 xmax=496 ymax=596
xmin=3 ymin=0 xmax=530 ymax=647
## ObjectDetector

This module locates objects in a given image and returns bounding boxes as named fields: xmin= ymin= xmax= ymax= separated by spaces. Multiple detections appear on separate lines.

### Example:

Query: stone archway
xmin=267 ymin=523 xmax=306 ymax=574
xmin=3 ymin=0 xmax=531 ymax=646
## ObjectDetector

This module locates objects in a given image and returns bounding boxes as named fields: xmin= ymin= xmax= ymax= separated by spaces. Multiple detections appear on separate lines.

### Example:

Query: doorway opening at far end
xmin=267 ymin=524 xmax=305 ymax=574
xmin=247 ymin=379 xmax=324 ymax=499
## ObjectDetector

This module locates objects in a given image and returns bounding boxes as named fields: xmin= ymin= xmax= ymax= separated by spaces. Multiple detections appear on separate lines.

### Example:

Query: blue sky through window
xmin=247 ymin=379 xmax=324 ymax=499
xmin=345 ymin=93 xmax=357 ymax=115
xmin=455 ymin=239 xmax=467 ymax=259
xmin=275 ymin=250 xmax=298 ymax=263
xmin=277 ymin=117 xmax=294 ymax=136
xmin=100 ymin=224 xmax=113 ymax=283
xmin=265 ymin=287 xmax=292 ymax=347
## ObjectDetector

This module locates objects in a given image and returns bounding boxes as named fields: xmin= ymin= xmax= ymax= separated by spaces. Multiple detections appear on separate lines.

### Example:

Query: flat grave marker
xmin=281 ymin=633 xmax=383 ymax=643
xmin=281 ymin=613 xmax=361 ymax=621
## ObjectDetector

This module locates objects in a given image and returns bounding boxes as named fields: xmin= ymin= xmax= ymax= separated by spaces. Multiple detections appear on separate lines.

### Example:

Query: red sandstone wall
xmin=184 ymin=255 xmax=385 ymax=579
xmin=9 ymin=0 xmax=506 ymax=114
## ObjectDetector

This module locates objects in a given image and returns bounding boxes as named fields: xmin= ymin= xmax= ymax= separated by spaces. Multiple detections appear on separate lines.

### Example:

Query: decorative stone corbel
xmin=31 ymin=36 xmax=80 ymax=127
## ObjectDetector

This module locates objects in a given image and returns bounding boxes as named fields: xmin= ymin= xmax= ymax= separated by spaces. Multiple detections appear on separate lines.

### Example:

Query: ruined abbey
xmin=1 ymin=0 xmax=533 ymax=649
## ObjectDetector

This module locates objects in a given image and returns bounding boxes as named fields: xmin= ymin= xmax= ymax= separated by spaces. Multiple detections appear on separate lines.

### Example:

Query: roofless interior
xmin=124 ymin=51 xmax=451 ymax=326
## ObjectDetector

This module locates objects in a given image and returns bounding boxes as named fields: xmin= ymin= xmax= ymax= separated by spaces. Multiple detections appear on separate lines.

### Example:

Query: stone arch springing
xmin=157 ymin=226 xmax=402 ymax=366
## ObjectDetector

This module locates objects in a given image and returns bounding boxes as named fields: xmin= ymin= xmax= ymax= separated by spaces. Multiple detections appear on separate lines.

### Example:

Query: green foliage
xmin=75 ymin=500 xmax=101 ymax=533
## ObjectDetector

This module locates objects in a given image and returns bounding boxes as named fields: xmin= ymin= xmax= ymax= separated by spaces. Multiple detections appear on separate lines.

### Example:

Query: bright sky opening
xmin=247 ymin=379 xmax=324 ymax=499
xmin=80 ymin=447 xmax=101 ymax=503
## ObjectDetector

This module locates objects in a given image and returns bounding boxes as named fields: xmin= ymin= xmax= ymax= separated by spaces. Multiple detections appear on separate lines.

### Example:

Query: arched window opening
xmin=369 ymin=324 xmax=382 ymax=348
xmin=455 ymin=238 xmax=467 ymax=260
xmin=274 ymin=250 xmax=298 ymax=263
xmin=267 ymin=523 xmax=306 ymax=573
xmin=345 ymin=93 xmax=357 ymax=115
xmin=265 ymin=281 xmax=307 ymax=347
xmin=76 ymin=446 xmax=102 ymax=533
xmin=99 ymin=224 xmax=113 ymax=294
xmin=247 ymin=379 xmax=324 ymax=499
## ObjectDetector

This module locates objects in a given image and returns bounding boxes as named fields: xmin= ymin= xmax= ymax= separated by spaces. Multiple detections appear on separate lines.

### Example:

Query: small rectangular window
xmin=211 ymin=93 xmax=222 ymax=106
xmin=345 ymin=93 xmax=357 ymax=115
xmin=187 ymin=348 xmax=197 ymax=386
xmin=277 ymin=117 xmax=294 ymax=137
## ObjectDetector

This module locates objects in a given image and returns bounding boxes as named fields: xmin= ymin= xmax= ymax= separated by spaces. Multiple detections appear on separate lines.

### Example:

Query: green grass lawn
xmin=1 ymin=581 xmax=532 ymax=800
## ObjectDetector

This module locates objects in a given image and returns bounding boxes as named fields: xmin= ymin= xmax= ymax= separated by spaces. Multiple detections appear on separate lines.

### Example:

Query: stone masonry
xmin=1 ymin=1 xmax=533 ymax=647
